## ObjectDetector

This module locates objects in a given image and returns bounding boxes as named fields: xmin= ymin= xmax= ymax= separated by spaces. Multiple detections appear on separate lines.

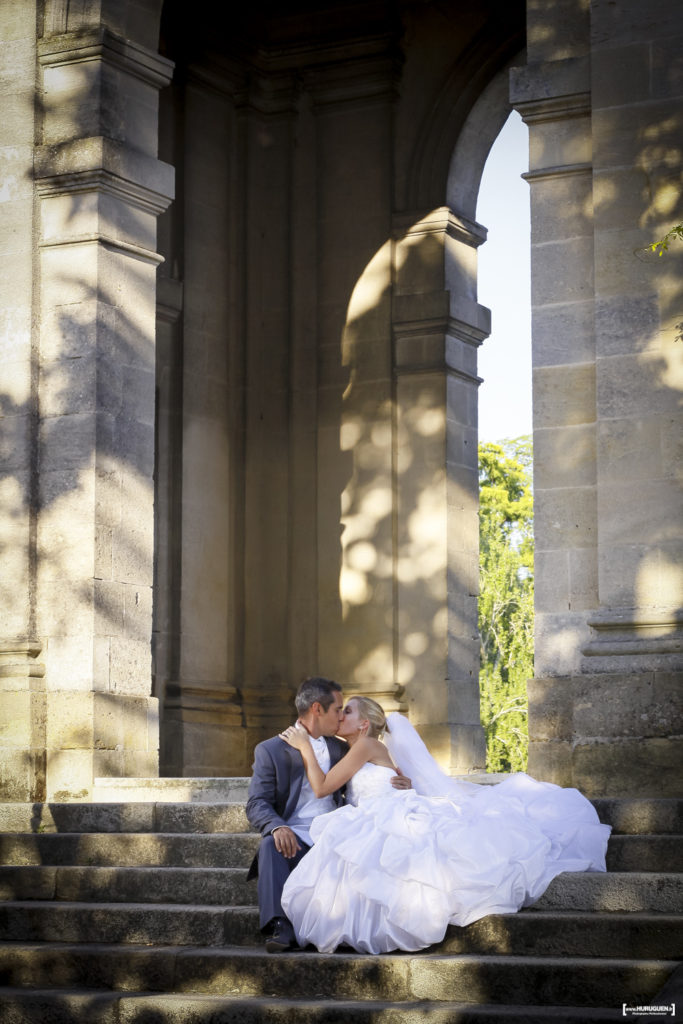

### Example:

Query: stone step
xmin=0 ymin=864 xmax=680 ymax=914
xmin=531 ymin=870 xmax=683 ymax=913
xmin=1 ymin=901 xmax=680 ymax=960
xmin=91 ymin=778 xmax=252 ymax=803
xmin=1 ymin=829 xmax=677 ymax=871
xmin=0 ymin=903 xmax=260 ymax=946
xmin=605 ymin=834 xmax=682 ymax=872
xmin=0 ymin=865 xmax=258 ymax=906
xmin=0 ymin=947 xmax=676 ymax=1007
xmin=1 ymin=797 xmax=679 ymax=836
xmin=0 ymin=832 xmax=260 ymax=868
xmin=439 ymin=912 xmax=681 ymax=959
xmin=591 ymin=798 xmax=683 ymax=836
xmin=0 ymin=988 xmax=637 ymax=1023
xmin=1 ymin=903 xmax=680 ymax=959
xmin=89 ymin=773 xmax=512 ymax=804
xmin=0 ymin=802 xmax=251 ymax=835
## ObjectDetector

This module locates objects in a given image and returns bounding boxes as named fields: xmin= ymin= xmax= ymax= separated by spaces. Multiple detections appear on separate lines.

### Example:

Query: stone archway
xmin=2 ymin=0 xmax=678 ymax=802
xmin=151 ymin=0 xmax=526 ymax=777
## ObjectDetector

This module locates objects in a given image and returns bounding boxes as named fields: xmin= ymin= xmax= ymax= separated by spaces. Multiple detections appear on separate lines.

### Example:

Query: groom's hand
xmin=271 ymin=825 xmax=301 ymax=859
xmin=391 ymin=767 xmax=411 ymax=790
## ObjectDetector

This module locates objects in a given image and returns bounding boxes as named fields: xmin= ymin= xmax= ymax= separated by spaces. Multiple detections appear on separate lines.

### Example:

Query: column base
xmin=162 ymin=681 xmax=246 ymax=776
xmin=528 ymin=671 xmax=683 ymax=797
xmin=44 ymin=691 xmax=159 ymax=802
xmin=0 ymin=642 xmax=47 ymax=802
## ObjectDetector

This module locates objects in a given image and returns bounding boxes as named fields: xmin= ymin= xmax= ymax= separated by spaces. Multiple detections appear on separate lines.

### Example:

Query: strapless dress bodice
xmin=346 ymin=762 xmax=396 ymax=805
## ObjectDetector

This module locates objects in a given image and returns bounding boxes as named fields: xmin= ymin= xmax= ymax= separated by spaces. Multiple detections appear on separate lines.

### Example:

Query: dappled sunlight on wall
xmin=330 ymin=187 xmax=488 ymax=766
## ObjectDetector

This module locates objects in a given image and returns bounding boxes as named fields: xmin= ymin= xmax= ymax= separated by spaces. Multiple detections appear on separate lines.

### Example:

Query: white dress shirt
xmin=285 ymin=735 xmax=337 ymax=844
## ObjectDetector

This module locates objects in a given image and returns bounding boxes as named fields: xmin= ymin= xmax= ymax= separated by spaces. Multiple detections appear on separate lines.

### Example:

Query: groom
xmin=246 ymin=677 xmax=347 ymax=952
xmin=246 ymin=676 xmax=409 ymax=952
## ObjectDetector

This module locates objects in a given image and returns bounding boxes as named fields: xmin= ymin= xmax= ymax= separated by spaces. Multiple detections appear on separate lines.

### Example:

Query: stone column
xmin=511 ymin=52 xmax=597 ymax=785
xmin=32 ymin=20 xmax=173 ymax=799
xmin=580 ymin=0 xmax=683 ymax=792
xmin=0 ymin=0 xmax=43 ymax=801
xmin=310 ymin=52 xmax=402 ymax=711
xmin=159 ymin=67 xmax=246 ymax=776
xmin=393 ymin=208 xmax=489 ymax=771
xmin=512 ymin=0 xmax=682 ymax=796
xmin=237 ymin=71 xmax=304 ymax=750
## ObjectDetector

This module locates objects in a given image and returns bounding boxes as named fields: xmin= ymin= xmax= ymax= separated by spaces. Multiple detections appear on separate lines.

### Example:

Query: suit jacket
xmin=245 ymin=733 xmax=348 ymax=880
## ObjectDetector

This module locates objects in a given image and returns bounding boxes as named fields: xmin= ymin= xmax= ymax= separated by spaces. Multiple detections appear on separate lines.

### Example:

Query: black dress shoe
xmin=265 ymin=916 xmax=295 ymax=953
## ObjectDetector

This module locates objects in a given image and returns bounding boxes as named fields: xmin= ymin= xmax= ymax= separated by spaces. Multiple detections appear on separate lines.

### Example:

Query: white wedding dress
xmin=281 ymin=715 xmax=611 ymax=954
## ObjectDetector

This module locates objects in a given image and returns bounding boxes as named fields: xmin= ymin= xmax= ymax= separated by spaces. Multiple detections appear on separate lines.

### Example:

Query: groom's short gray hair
xmin=295 ymin=676 xmax=342 ymax=714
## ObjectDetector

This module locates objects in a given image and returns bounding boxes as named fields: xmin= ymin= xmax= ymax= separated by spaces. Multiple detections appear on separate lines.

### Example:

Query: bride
xmin=279 ymin=696 xmax=611 ymax=955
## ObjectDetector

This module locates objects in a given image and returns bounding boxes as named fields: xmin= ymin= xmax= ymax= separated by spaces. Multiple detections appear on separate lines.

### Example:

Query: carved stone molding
xmin=0 ymin=641 xmax=46 ymax=690
xmin=303 ymin=51 xmax=401 ymax=111
xmin=35 ymin=138 xmax=175 ymax=217
xmin=38 ymin=28 xmax=174 ymax=90
xmin=523 ymin=163 xmax=592 ymax=183
xmin=510 ymin=55 xmax=591 ymax=125
xmin=393 ymin=207 xmax=487 ymax=250
xmin=583 ymin=608 xmax=683 ymax=660
xmin=164 ymin=680 xmax=243 ymax=729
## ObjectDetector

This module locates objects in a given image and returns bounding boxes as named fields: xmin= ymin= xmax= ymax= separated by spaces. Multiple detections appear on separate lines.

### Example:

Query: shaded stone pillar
xmin=158 ymin=67 xmax=246 ymax=776
xmin=30 ymin=16 xmax=173 ymax=798
xmin=393 ymin=208 xmax=489 ymax=771
xmin=239 ymin=71 xmax=303 ymax=750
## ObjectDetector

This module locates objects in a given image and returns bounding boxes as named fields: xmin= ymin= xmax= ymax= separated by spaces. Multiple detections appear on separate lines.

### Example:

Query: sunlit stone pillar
xmin=0 ymin=0 xmax=44 ymax=800
xmin=511 ymin=53 xmax=598 ymax=786
xmin=32 ymin=20 xmax=173 ymax=799
xmin=580 ymin=0 xmax=683 ymax=791
xmin=393 ymin=208 xmax=489 ymax=772
xmin=513 ymin=0 xmax=682 ymax=796
xmin=312 ymin=52 xmax=404 ymax=712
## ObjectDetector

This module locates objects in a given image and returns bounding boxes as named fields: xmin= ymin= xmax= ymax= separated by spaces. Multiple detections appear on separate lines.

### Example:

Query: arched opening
xmin=475 ymin=111 xmax=533 ymax=773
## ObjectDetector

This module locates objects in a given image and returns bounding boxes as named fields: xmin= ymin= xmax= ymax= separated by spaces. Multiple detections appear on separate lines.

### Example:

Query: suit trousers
xmin=256 ymin=834 xmax=311 ymax=930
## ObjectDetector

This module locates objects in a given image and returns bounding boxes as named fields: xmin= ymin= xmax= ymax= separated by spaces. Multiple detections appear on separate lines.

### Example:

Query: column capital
xmin=393 ymin=207 xmax=487 ymax=249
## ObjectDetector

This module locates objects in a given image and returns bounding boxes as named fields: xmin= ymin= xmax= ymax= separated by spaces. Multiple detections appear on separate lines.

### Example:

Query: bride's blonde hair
xmin=351 ymin=696 xmax=390 ymax=739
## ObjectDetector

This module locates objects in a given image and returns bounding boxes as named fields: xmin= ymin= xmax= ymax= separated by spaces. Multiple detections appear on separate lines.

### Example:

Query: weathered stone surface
xmin=1 ymin=0 xmax=681 ymax=794
xmin=573 ymin=738 xmax=683 ymax=799
xmin=0 ymin=786 xmax=680 ymax=1021
xmin=0 ymin=831 xmax=260 ymax=869
xmin=533 ymin=365 xmax=597 ymax=430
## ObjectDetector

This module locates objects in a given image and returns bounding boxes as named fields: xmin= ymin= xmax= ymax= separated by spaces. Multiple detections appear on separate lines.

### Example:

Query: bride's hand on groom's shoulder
xmin=279 ymin=722 xmax=310 ymax=751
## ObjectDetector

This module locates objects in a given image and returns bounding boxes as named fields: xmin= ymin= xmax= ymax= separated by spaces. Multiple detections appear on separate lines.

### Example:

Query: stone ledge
xmin=92 ymin=777 xmax=252 ymax=802
xmin=37 ymin=28 xmax=174 ymax=90
xmin=35 ymin=137 xmax=174 ymax=212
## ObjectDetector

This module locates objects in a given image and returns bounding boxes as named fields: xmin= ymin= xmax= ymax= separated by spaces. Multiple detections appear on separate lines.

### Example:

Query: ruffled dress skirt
xmin=281 ymin=769 xmax=611 ymax=954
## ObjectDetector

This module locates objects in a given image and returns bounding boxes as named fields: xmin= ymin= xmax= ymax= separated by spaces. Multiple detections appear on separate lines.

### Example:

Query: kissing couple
xmin=246 ymin=676 xmax=610 ymax=955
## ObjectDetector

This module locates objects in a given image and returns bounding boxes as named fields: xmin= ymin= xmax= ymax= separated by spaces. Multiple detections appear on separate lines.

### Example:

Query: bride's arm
xmin=279 ymin=726 xmax=373 ymax=797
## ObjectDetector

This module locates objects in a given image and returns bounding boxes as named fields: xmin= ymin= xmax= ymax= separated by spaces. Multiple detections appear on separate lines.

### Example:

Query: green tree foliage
xmin=478 ymin=437 xmax=534 ymax=773
xmin=639 ymin=223 xmax=683 ymax=342
xmin=648 ymin=222 xmax=683 ymax=257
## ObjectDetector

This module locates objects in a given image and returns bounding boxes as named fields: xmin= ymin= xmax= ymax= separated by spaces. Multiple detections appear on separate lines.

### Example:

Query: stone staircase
xmin=0 ymin=782 xmax=681 ymax=1023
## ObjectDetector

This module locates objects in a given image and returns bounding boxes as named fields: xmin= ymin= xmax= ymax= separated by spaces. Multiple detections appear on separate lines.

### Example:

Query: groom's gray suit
xmin=246 ymin=733 xmax=348 ymax=930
